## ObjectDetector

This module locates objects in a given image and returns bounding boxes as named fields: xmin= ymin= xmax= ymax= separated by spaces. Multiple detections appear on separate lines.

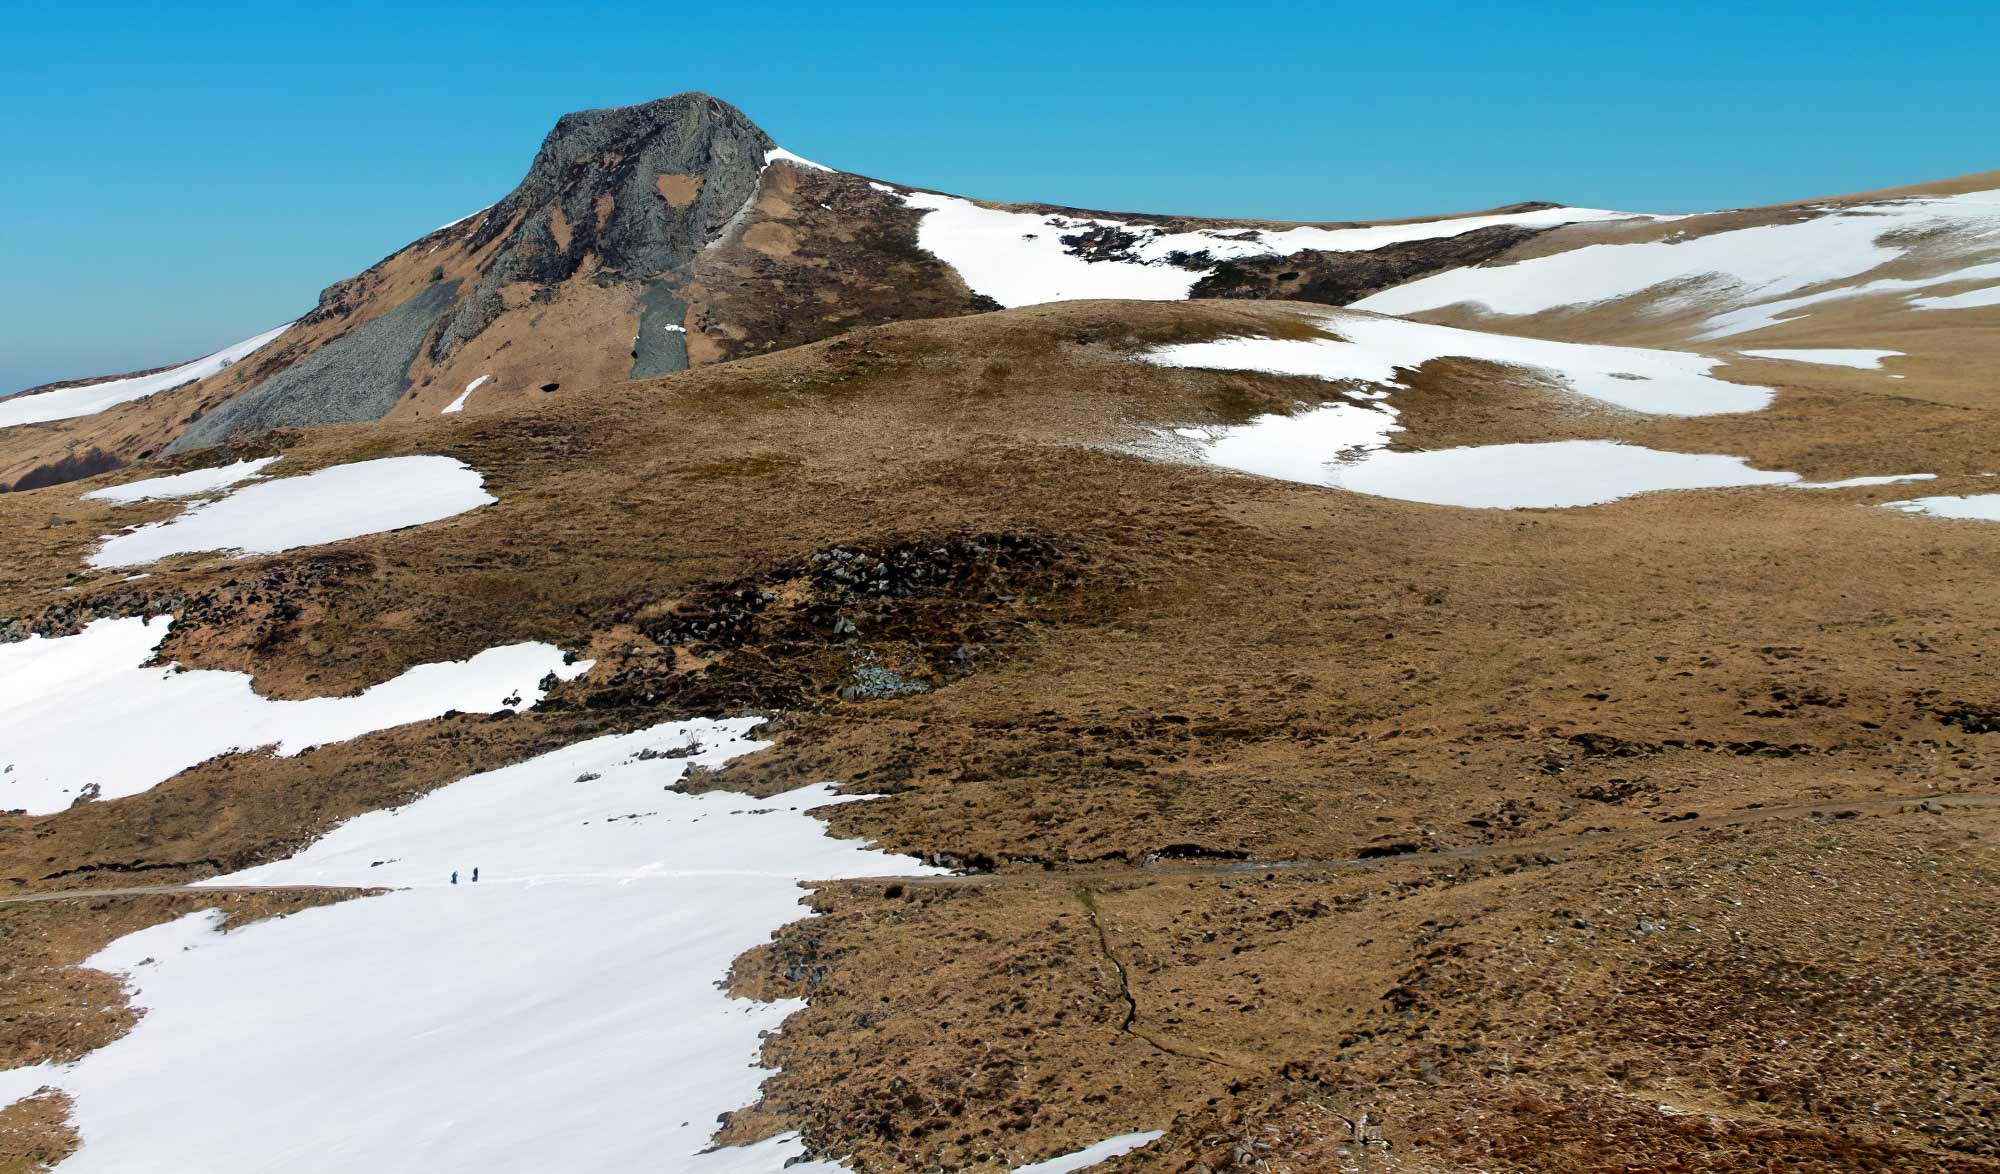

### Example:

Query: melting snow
xmin=0 ymin=615 xmax=588 ymax=815
xmin=441 ymin=374 xmax=489 ymax=414
xmin=902 ymin=192 xmax=1204 ymax=305
xmin=1013 ymin=1132 xmax=1167 ymax=1172
xmin=90 ymin=455 xmax=495 ymax=567
xmin=1158 ymin=406 xmax=1798 ymax=509
xmin=1 ymin=718 xmax=938 ymax=1172
xmin=764 ymin=146 xmax=833 ymax=172
xmin=1908 ymin=283 xmax=2000 ymax=311
xmin=1141 ymin=311 xmax=1773 ymax=415
xmin=1881 ymin=493 xmax=2000 ymax=520
xmin=0 ymin=1062 xmax=58 ymax=1107
xmin=0 ymin=324 xmax=293 ymax=429
xmin=1792 ymin=473 xmax=1936 ymax=489
xmin=1141 ymin=318 xmax=1806 ymax=507
xmin=898 ymin=191 xmax=1651 ymax=309
xmin=1699 ymin=259 xmax=2000 ymax=337
xmin=1169 ymin=403 xmax=1402 ymax=483
xmin=1354 ymin=190 xmax=2000 ymax=337
xmin=1318 ymin=440 xmax=1798 ymax=508
xmin=81 ymin=457 xmax=280 ymax=503
xmin=1737 ymin=348 xmax=1901 ymax=369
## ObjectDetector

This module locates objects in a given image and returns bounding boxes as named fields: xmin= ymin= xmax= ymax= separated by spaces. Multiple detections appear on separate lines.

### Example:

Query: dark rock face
xmin=1186 ymin=223 xmax=1549 ymax=305
xmin=166 ymin=280 xmax=461 ymax=453
xmin=433 ymin=92 xmax=775 ymax=361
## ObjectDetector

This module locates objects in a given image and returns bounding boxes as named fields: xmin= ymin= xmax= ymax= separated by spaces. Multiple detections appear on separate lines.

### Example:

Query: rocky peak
xmin=435 ymin=93 xmax=777 ymax=359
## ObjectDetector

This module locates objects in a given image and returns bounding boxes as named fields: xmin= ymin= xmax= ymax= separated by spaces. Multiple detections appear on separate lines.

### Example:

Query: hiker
xmin=451 ymin=870 xmax=458 ymax=885
xmin=472 ymin=867 xmax=479 ymax=883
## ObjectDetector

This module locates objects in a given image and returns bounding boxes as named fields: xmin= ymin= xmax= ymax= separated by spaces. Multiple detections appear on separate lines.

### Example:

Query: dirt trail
xmin=4 ymin=790 xmax=1987 ymax=909
xmin=817 ymin=788 xmax=1998 ymax=890
xmin=0 ymin=884 xmax=383 ymax=907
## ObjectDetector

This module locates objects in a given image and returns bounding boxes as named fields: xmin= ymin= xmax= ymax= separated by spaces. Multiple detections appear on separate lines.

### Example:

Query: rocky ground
xmin=0 ymin=299 xmax=1994 ymax=1170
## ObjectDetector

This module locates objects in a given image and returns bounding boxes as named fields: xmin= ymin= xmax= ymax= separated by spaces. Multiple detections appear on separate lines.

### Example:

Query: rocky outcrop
xmin=1187 ymin=222 xmax=1549 ymax=305
xmin=431 ymin=93 xmax=773 ymax=362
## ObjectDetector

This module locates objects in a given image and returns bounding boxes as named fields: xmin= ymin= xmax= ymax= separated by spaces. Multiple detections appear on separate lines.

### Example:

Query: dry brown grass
xmin=0 ymin=298 xmax=1994 ymax=1170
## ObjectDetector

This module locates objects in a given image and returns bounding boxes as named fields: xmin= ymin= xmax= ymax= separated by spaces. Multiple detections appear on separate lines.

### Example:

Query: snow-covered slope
xmin=1354 ymin=188 xmax=2000 ymax=340
xmin=897 ymin=190 xmax=1656 ymax=308
xmin=0 ymin=616 xmax=588 ymax=813
xmin=2 ymin=719 xmax=933 ymax=1172
xmin=1139 ymin=308 xmax=1934 ymax=509
xmin=0 ymin=324 xmax=292 ymax=430
xmin=90 ymin=455 xmax=495 ymax=567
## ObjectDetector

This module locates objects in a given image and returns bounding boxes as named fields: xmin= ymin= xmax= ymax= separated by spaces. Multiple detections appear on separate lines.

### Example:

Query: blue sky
xmin=2 ymin=0 xmax=1994 ymax=392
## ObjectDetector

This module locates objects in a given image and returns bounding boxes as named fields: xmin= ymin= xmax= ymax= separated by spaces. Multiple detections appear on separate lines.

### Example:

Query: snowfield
xmin=81 ymin=457 xmax=281 ymax=502
xmin=0 ymin=324 xmax=293 ymax=429
xmin=1354 ymin=189 xmax=2000 ymax=338
xmin=90 ymin=455 xmax=496 ymax=567
xmin=0 ymin=714 xmax=1165 ymax=1173
xmin=1737 ymin=348 xmax=1902 ymax=369
xmin=899 ymin=191 xmax=1652 ymax=308
xmin=0 ymin=720 xmax=938 ymax=1172
xmin=1141 ymin=311 xmax=1775 ymax=415
xmin=0 ymin=615 xmax=589 ymax=814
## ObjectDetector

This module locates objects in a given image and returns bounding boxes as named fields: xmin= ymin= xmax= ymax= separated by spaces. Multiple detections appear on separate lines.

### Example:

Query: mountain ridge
xmin=2 ymin=96 xmax=1994 ymax=497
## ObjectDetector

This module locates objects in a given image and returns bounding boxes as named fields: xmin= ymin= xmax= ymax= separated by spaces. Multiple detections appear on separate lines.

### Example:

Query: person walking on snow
xmin=451 ymin=870 xmax=458 ymax=885
xmin=472 ymin=867 xmax=480 ymax=883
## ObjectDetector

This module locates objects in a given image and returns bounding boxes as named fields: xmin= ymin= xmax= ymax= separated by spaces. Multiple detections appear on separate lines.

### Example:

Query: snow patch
xmin=1317 ymin=440 xmax=1799 ymax=508
xmin=1166 ymin=403 xmax=1403 ymax=484
xmin=902 ymin=192 xmax=1206 ymax=306
xmin=82 ymin=458 xmax=280 ymax=503
xmin=0 ymin=1062 xmax=58 ymax=1110
xmin=1354 ymin=190 xmax=2000 ymax=337
xmin=0 ymin=615 xmax=588 ymax=814
xmin=90 ymin=455 xmax=495 ymax=567
xmin=0 ymin=324 xmax=293 ymax=429
xmin=9 ymin=718 xmax=937 ymax=1172
xmin=1881 ymin=493 xmax=2000 ymax=520
xmin=1014 ymin=1132 xmax=1168 ymax=1172
xmin=1141 ymin=311 xmax=1773 ymax=416
xmin=1792 ymin=473 xmax=1936 ymax=489
xmin=898 ymin=191 xmax=1652 ymax=309
xmin=764 ymin=146 xmax=833 ymax=172
xmin=1700 ymin=259 xmax=2000 ymax=337
xmin=1909 ymin=283 xmax=2000 ymax=311
xmin=1738 ymin=348 xmax=1901 ymax=369
xmin=441 ymin=374 xmax=490 ymax=414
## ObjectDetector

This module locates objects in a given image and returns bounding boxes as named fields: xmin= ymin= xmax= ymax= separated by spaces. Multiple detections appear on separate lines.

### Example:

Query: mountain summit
xmin=5 ymin=95 xmax=1992 ymax=494
xmin=430 ymin=93 xmax=775 ymax=366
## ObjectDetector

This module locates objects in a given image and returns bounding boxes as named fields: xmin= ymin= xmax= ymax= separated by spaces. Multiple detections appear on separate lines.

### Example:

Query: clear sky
xmin=2 ymin=0 xmax=1994 ymax=392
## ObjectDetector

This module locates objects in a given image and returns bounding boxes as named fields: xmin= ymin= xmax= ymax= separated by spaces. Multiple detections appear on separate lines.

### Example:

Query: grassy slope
xmin=1 ymin=298 xmax=1995 ymax=1171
